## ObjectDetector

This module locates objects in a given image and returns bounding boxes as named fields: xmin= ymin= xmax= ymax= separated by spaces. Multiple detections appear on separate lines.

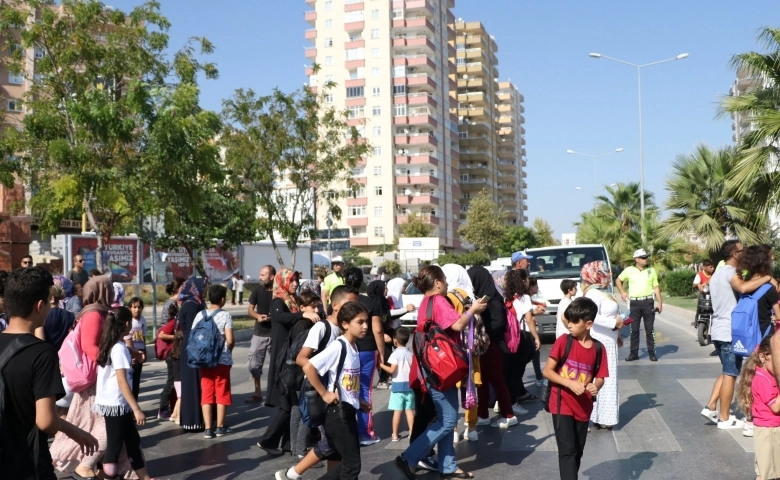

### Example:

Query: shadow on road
xmin=582 ymin=452 xmax=658 ymax=479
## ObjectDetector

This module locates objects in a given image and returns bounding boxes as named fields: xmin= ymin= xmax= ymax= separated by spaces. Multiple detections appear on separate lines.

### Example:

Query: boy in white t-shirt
xmin=556 ymin=280 xmax=578 ymax=339
xmin=236 ymin=275 xmax=246 ymax=305
xmin=379 ymin=327 xmax=414 ymax=441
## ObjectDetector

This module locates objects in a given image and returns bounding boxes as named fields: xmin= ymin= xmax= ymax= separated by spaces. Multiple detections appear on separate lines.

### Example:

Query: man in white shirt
xmin=237 ymin=275 xmax=246 ymax=305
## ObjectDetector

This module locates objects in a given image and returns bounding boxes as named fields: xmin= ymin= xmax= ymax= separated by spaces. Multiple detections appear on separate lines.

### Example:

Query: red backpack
xmin=504 ymin=299 xmax=521 ymax=353
xmin=410 ymin=295 xmax=469 ymax=392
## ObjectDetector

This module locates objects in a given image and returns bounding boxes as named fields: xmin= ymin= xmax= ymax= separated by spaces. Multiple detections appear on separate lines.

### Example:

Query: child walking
xmin=127 ymin=297 xmax=147 ymax=399
xmin=301 ymin=301 xmax=371 ymax=480
xmin=94 ymin=306 xmax=155 ymax=480
xmin=737 ymin=336 xmax=780 ymax=480
xmin=379 ymin=327 xmax=414 ymax=441
xmin=556 ymin=280 xmax=577 ymax=339
xmin=156 ymin=302 xmax=179 ymax=420
xmin=543 ymin=297 xmax=608 ymax=480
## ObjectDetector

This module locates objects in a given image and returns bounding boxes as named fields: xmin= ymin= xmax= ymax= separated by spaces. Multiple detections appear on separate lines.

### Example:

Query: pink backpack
xmin=58 ymin=320 xmax=97 ymax=393
xmin=504 ymin=299 xmax=521 ymax=353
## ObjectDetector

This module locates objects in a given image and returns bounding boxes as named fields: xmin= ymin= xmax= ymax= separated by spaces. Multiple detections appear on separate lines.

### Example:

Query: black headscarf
xmin=367 ymin=279 xmax=391 ymax=316
xmin=468 ymin=265 xmax=508 ymax=351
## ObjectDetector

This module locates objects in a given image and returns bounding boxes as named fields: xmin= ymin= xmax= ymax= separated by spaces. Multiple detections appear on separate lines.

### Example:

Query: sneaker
xmin=463 ymin=429 xmax=478 ymax=442
xmin=743 ymin=423 xmax=754 ymax=437
xmin=417 ymin=456 xmax=438 ymax=471
xmin=203 ymin=429 xmax=214 ymax=439
xmin=157 ymin=409 xmax=171 ymax=421
xmin=512 ymin=403 xmax=529 ymax=416
xmin=476 ymin=417 xmax=492 ymax=426
xmin=493 ymin=401 xmax=500 ymax=413
xmin=700 ymin=406 xmax=718 ymax=422
xmin=717 ymin=416 xmax=744 ymax=430
xmin=215 ymin=426 xmax=233 ymax=437
xmin=275 ymin=470 xmax=296 ymax=480
xmin=491 ymin=416 xmax=519 ymax=428
xmin=360 ymin=436 xmax=381 ymax=446
xmin=376 ymin=381 xmax=390 ymax=389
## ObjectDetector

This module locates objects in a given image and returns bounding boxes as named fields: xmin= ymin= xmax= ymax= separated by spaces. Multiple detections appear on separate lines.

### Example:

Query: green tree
xmin=623 ymin=218 xmax=692 ymax=272
xmin=382 ymin=260 xmax=402 ymax=276
xmin=497 ymin=226 xmax=538 ymax=257
xmin=459 ymin=189 xmax=506 ymax=256
xmin=659 ymin=144 xmax=766 ymax=254
xmin=437 ymin=250 xmax=490 ymax=267
xmin=719 ymin=27 xmax=780 ymax=212
xmin=2 ymin=0 xmax=221 ymax=270
xmin=532 ymin=218 xmax=559 ymax=247
xmin=221 ymin=71 xmax=371 ymax=270
xmin=398 ymin=212 xmax=435 ymax=237
xmin=342 ymin=247 xmax=371 ymax=267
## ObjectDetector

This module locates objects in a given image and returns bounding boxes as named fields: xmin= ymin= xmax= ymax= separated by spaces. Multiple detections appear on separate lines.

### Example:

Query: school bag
xmin=410 ymin=295 xmax=469 ymax=393
xmin=299 ymin=339 xmax=347 ymax=428
xmin=731 ymin=283 xmax=773 ymax=357
xmin=503 ymin=298 xmax=521 ymax=354
xmin=448 ymin=289 xmax=490 ymax=356
xmin=0 ymin=335 xmax=43 ymax=472
xmin=155 ymin=319 xmax=175 ymax=361
xmin=59 ymin=319 xmax=98 ymax=393
xmin=186 ymin=309 xmax=225 ymax=369
xmin=280 ymin=321 xmax=333 ymax=395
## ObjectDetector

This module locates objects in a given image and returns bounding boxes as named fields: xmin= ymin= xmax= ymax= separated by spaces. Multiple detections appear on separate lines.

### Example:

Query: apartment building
xmin=450 ymin=21 xmax=527 ymax=226
xmin=305 ymin=0 xmax=462 ymax=254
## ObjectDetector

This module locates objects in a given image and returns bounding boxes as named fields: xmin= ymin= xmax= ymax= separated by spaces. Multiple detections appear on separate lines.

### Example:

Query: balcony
xmin=350 ymin=237 xmax=369 ymax=247
xmin=346 ymin=197 xmax=368 ymax=206
xmin=304 ymin=10 xmax=317 ymax=25
xmin=460 ymin=162 xmax=492 ymax=176
xmin=344 ymin=21 xmax=365 ymax=31
xmin=405 ymin=0 xmax=436 ymax=16
xmin=395 ymin=133 xmax=439 ymax=148
xmin=460 ymin=149 xmax=491 ymax=163
xmin=347 ymin=217 xmax=368 ymax=226
xmin=345 ymin=39 xmax=365 ymax=49
xmin=393 ymin=35 xmax=435 ymax=54
xmin=460 ymin=177 xmax=489 ymax=190
xmin=502 ymin=197 xmax=518 ymax=207
xmin=393 ymin=114 xmax=438 ymax=128
xmin=394 ymin=154 xmax=439 ymax=167
xmin=497 ymin=160 xmax=516 ymax=172
xmin=460 ymin=134 xmax=491 ymax=148
xmin=345 ymin=78 xmax=365 ymax=88
xmin=344 ymin=0 xmax=364 ymax=10
xmin=305 ymin=29 xmax=317 ymax=40
xmin=500 ymin=184 xmax=518 ymax=195
xmin=408 ymin=92 xmax=438 ymax=108
xmin=396 ymin=195 xmax=440 ymax=207
xmin=498 ymin=135 xmax=516 ymax=148
xmin=393 ymin=54 xmax=436 ymax=71
xmin=304 ymin=47 xmax=316 ymax=59
xmin=396 ymin=174 xmax=440 ymax=187
xmin=393 ymin=16 xmax=435 ymax=34
xmin=396 ymin=214 xmax=440 ymax=226
xmin=457 ymin=62 xmax=488 ymax=77
xmin=407 ymin=73 xmax=437 ymax=90
xmin=457 ymin=77 xmax=485 ymax=90
xmin=457 ymin=91 xmax=486 ymax=105
xmin=345 ymin=59 xmax=365 ymax=69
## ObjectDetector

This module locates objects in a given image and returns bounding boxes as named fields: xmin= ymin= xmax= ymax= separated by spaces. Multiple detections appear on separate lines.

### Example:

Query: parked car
xmin=400 ymin=281 xmax=424 ymax=328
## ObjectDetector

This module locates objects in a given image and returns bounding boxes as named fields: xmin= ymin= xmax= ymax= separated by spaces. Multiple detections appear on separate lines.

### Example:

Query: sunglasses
xmin=21 ymin=261 xmax=30 ymax=265
xmin=76 ymin=259 xmax=84 ymax=263
xmin=637 ymin=256 xmax=649 ymax=260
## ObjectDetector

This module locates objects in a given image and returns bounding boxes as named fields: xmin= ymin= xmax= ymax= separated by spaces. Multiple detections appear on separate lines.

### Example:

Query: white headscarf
xmin=441 ymin=264 xmax=474 ymax=300
xmin=386 ymin=277 xmax=406 ymax=309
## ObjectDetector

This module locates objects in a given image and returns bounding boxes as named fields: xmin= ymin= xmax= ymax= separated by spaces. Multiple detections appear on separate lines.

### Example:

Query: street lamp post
xmin=566 ymin=148 xmax=624 ymax=206
xmin=589 ymin=52 xmax=688 ymax=240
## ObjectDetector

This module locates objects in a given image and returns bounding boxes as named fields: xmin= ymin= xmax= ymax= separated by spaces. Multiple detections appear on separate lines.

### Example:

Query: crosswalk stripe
xmin=613 ymin=379 xmax=681 ymax=452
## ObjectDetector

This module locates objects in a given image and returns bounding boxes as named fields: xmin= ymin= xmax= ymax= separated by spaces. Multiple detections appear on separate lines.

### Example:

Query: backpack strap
xmin=317 ymin=321 xmax=332 ymax=354
xmin=554 ymin=334 xmax=574 ymax=429
xmin=335 ymin=338 xmax=348 ymax=384
xmin=592 ymin=339 xmax=604 ymax=382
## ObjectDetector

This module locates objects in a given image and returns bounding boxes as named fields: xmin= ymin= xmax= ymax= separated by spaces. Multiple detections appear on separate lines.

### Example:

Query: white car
xmin=400 ymin=282 xmax=424 ymax=328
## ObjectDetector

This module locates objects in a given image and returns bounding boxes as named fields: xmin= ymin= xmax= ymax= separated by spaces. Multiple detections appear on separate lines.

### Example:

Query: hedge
xmin=664 ymin=269 xmax=696 ymax=297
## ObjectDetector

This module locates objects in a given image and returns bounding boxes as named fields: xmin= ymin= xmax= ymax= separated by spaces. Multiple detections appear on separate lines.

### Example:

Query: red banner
xmin=141 ymin=245 xmax=194 ymax=283
xmin=71 ymin=237 xmax=139 ymax=283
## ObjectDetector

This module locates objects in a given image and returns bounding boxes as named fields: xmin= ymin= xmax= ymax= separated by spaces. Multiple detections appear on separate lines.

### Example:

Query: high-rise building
xmin=728 ymin=65 xmax=765 ymax=145
xmin=305 ymin=0 xmax=462 ymax=255
xmin=449 ymin=21 xmax=527 ymax=226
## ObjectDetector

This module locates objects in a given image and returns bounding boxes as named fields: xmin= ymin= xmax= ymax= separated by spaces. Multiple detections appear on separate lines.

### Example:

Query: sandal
xmin=517 ymin=394 xmax=538 ymax=404
xmin=244 ymin=395 xmax=264 ymax=404
xmin=441 ymin=471 xmax=475 ymax=479
xmin=394 ymin=455 xmax=416 ymax=480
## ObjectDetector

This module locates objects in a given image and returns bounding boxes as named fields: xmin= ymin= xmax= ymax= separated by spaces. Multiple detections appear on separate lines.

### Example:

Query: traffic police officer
xmin=616 ymin=248 xmax=663 ymax=362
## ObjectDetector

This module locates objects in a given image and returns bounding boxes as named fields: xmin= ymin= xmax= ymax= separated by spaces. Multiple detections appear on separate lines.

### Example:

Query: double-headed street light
xmin=566 ymin=148 xmax=624 ymax=206
xmin=590 ymin=52 xmax=688 ymax=240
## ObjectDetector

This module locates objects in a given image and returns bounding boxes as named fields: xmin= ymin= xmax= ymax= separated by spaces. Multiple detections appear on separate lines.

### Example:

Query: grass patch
xmin=232 ymin=316 xmax=254 ymax=331
xmin=123 ymin=285 xmax=170 ymax=305
xmin=661 ymin=292 xmax=698 ymax=312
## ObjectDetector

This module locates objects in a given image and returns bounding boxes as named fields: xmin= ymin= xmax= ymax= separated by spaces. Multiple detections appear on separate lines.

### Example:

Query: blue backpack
xmin=299 ymin=339 xmax=347 ymax=428
xmin=186 ymin=309 xmax=225 ymax=368
xmin=731 ymin=284 xmax=773 ymax=357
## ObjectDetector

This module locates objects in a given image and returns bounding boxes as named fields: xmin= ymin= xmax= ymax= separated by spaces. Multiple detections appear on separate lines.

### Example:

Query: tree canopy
xmin=459 ymin=189 xmax=505 ymax=255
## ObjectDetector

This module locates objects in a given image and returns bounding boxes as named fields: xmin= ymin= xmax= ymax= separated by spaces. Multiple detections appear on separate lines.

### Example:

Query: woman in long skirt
xmin=178 ymin=277 xmax=206 ymax=431
xmin=581 ymin=261 xmax=622 ymax=429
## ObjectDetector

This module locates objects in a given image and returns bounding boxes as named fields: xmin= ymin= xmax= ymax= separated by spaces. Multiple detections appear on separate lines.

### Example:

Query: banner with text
xmin=71 ymin=237 xmax=139 ymax=283
xmin=141 ymin=245 xmax=194 ymax=283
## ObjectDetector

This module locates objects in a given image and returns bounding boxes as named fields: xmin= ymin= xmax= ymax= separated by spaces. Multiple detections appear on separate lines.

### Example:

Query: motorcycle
xmin=695 ymin=285 xmax=713 ymax=346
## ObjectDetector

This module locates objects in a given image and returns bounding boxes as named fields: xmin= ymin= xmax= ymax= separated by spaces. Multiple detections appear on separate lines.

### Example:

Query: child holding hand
xmin=379 ymin=327 xmax=414 ymax=441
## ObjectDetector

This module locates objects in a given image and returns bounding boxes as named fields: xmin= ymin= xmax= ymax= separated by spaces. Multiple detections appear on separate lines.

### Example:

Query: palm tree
xmin=624 ymin=218 xmax=693 ymax=273
xmin=659 ymin=144 xmax=767 ymax=254
xmin=719 ymin=27 xmax=780 ymax=210
xmin=594 ymin=182 xmax=657 ymax=234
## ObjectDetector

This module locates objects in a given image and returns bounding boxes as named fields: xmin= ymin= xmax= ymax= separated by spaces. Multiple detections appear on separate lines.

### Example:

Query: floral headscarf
xmin=178 ymin=277 xmax=206 ymax=307
xmin=273 ymin=268 xmax=300 ymax=313
xmin=299 ymin=279 xmax=321 ymax=297
xmin=581 ymin=261 xmax=613 ymax=297
xmin=53 ymin=275 xmax=74 ymax=309
xmin=491 ymin=270 xmax=507 ymax=297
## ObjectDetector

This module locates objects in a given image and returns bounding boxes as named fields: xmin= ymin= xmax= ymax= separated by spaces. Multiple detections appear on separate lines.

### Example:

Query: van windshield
xmin=527 ymin=247 xmax=608 ymax=279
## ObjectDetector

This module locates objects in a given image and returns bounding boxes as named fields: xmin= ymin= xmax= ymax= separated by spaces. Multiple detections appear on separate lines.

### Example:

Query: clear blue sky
xmin=108 ymin=0 xmax=777 ymax=238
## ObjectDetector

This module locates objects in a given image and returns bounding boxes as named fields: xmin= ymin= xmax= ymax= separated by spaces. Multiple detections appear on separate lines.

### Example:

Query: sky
xmin=105 ymin=0 xmax=778 ymax=239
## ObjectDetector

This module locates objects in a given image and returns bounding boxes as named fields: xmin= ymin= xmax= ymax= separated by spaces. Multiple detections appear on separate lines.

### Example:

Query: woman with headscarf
xmin=111 ymin=282 xmax=125 ymax=308
xmin=35 ymin=279 xmax=76 ymax=351
xmin=178 ymin=276 xmax=207 ymax=431
xmin=581 ymin=260 xmax=624 ymax=430
xmin=51 ymin=276 xmax=136 ymax=479
xmin=53 ymin=275 xmax=82 ymax=315
xmin=299 ymin=279 xmax=326 ymax=320
xmin=257 ymin=269 xmax=320 ymax=455
xmin=468 ymin=266 xmax=517 ymax=429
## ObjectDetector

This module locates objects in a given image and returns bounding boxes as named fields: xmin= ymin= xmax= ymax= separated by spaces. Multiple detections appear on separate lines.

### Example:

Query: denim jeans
xmin=402 ymin=384 xmax=459 ymax=474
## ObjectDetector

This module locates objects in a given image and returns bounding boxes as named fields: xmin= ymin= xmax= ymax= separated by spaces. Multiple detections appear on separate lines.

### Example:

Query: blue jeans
xmin=358 ymin=350 xmax=377 ymax=440
xmin=402 ymin=385 xmax=459 ymax=474
xmin=714 ymin=340 xmax=743 ymax=377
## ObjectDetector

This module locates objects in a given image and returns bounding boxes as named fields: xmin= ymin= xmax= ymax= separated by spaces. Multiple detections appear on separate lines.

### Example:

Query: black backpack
xmin=0 ymin=335 xmax=43 ymax=471
xmin=280 ymin=321 xmax=333 ymax=394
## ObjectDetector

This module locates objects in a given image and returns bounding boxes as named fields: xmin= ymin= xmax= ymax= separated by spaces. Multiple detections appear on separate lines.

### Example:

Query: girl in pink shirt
xmin=737 ymin=336 xmax=780 ymax=480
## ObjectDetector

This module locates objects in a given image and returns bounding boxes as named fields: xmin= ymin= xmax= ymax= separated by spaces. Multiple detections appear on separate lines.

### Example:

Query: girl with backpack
xmin=394 ymin=265 xmax=486 ymax=480
xmin=94 ymin=306 xmax=157 ymax=480
xmin=300 ymin=301 xmax=371 ymax=479
xmin=737 ymin=335 xmax=780 ymax=480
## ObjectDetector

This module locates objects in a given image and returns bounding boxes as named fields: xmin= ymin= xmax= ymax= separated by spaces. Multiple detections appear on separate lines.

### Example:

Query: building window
xmin=324 ymin=0 xmax=332 ymax=10
xmin=460 ymin=174 xmax=469 ymax=182
xmin=325 ymin=56 xmax=333 ymax=65
xmin=456 ymin=43 xmax=465 ymax=51
xmin=372 ymin=126 xmax=381 ymax=136
xmin=393 ymin=66 xmax=405 ymax=78
xmin=374 ymin=206 xmax=383 ymax=217
xmin=352 ymin=227 xmax=366 ymax=236
xmin=348 ymin=106 xmax=365 ymax=118
xmin=371 ymin=29 xmax=380 ymax=39
xmin=348 ymin=67 xmax=365 ymax=79
xmin=371 ymin=9 xmax=379 ymax=19
xmin=351 ymin=167 xmax=365 ymax=176
xmin=346 ymin=48 xmax=364 ymax=60
xmin=324 ymin=19 xmax=333 ymax=29
xmin=374 ymin=166 xmax=382 ymax=176
xmin=7 ymin=99 xmax=22 ymax=112
xmin=374 ymin=227 xmax=383 ymax=237
xmin=349 ymin=206 xmax=366 ymax=216
xmin=346 ymin=86 xmax=365 ymax=98
xmin=457 ymin=57 xmax=466 ymax=66
xmin=393 ymin=104 xmax=407 ymax=116
xmin=372 ymin=106 xmax=381 ymax=116
xmin=372 ymin=87 xmax=380 ymax=96
xmin=34 ymin=47 xmax=45 ymax=59
xmin=392 ymin=84 xmax=407 ymax=96
xmin=325 ymin=94 xmax=334 ymax=103
xmin=460 ymin=204 xmax=469 ymax=212
xmin=349 ymin=32 xmax=361 ymax=42
xmin=8 ymin=72 xmax=23 ymax=85
xmin=350 ymin=186 xmax=366 ymax=197
xmin=372 ymin=67 xmax=380 ymax=76
xmin=371 ymin=48 xmax=380 ymax=58
xmin=392 ymin=8 xmax=403 ymax=19
xmin=324 ymin=37 xmax=333 ymax=47
xmin=373 ymin=146 xmax=381 ymax=156
xmin=374 ymin=186 xmax=383 ymax=196
xmin=344 ymin=11 xmax=363 ymax=23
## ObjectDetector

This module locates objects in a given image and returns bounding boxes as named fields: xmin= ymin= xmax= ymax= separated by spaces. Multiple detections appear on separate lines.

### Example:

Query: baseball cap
xmin=331 ymin=256 xmax=344 ymax=264
xmin=633 ymin=249 xmax=648 ymax=258
xmin=511 ymin=251 xmax=534 ymax=263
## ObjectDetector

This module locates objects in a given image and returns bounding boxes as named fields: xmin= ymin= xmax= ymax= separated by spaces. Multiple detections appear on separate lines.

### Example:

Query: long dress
xmin=586 ymin=288 xmax=620 ymax=427
xmin=179 ymin=300 xmax=205 ymax=430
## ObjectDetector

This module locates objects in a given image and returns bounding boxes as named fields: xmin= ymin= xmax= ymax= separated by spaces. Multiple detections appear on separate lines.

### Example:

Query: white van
xmin=526 ymin=244 xmax=612 ymax=336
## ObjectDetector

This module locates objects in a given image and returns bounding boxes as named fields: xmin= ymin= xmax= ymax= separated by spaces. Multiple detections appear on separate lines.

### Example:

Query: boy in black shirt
xmin=0 ymin=267 xmax=98 ymax=480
